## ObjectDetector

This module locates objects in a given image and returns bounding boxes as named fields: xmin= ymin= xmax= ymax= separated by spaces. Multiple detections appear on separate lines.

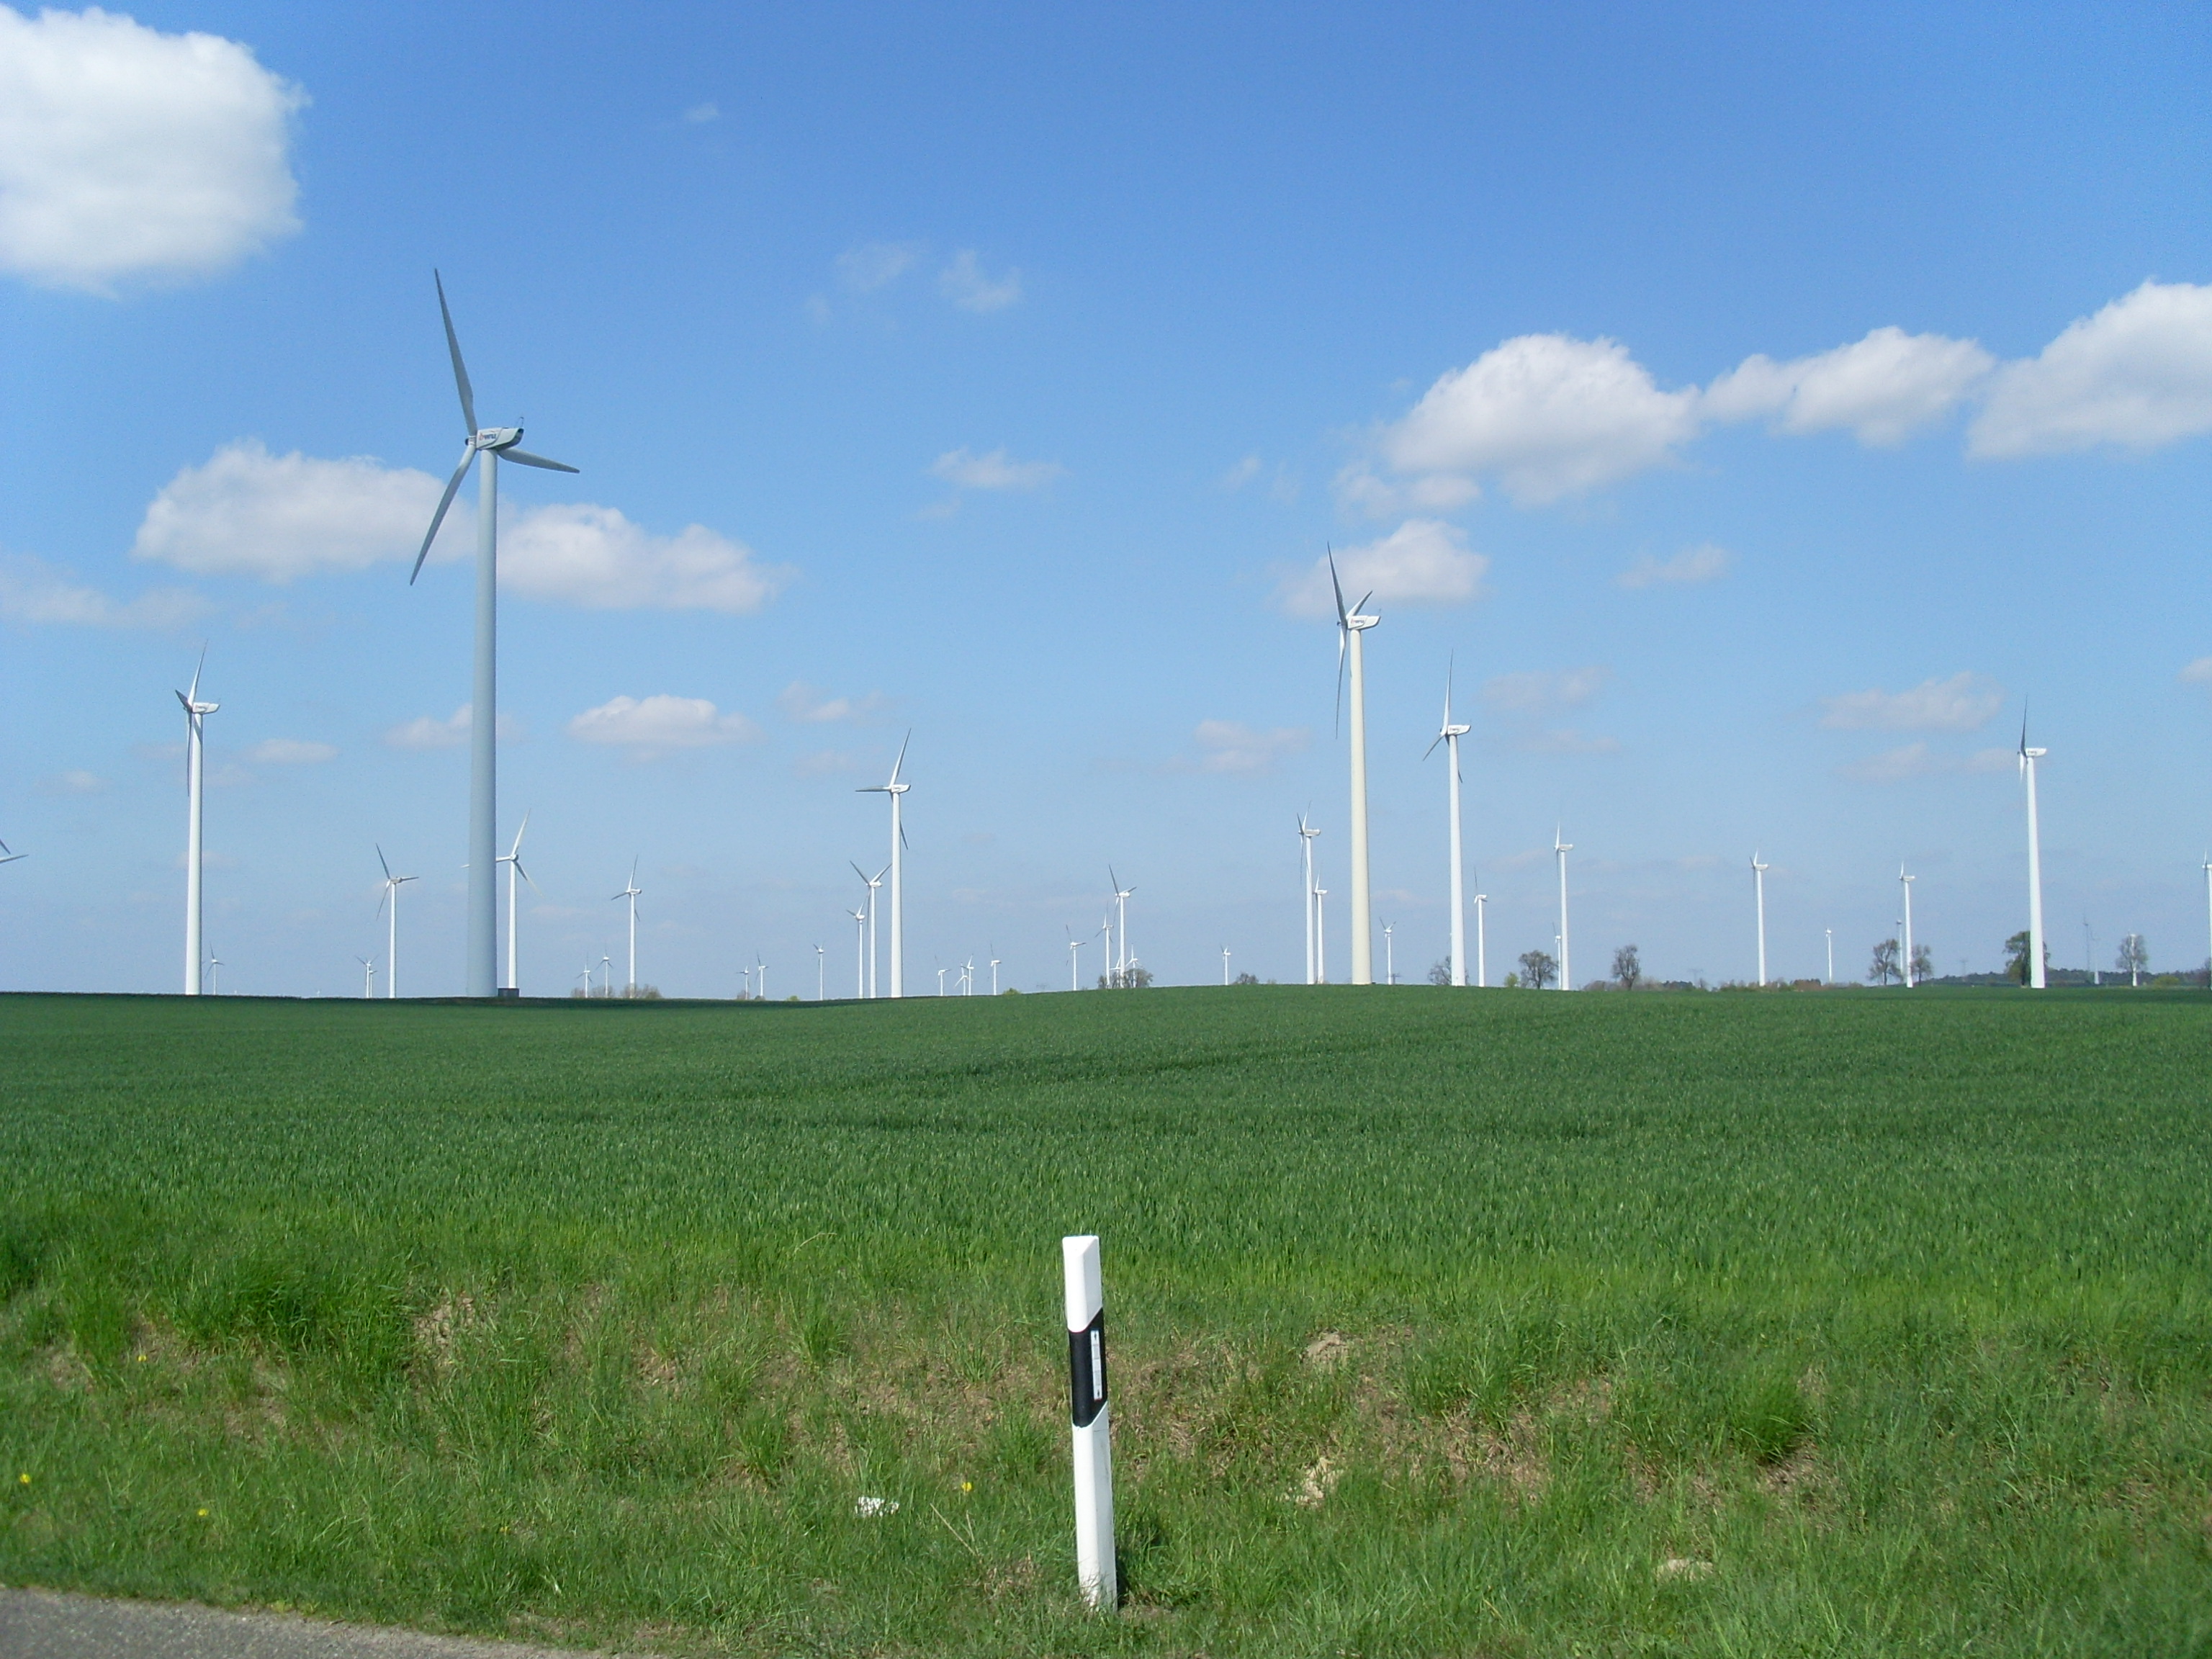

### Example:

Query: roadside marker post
xmin=1062 ymin=1233 xmax=1116 ymax=1610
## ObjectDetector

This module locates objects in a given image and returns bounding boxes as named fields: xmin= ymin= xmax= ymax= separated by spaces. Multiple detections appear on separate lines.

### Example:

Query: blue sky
xmin=2 ymin=2 xmax=2208 ymax=996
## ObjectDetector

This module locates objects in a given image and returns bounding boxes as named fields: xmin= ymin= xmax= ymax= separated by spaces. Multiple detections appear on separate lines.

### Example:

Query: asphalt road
xmin=0 ymin=1591 xmax=618 ymax=1658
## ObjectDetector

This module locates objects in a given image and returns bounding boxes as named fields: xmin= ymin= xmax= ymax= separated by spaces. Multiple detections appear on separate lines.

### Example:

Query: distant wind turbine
xmin=989 ymin=953 xmax=1000 ymax=996
xmin=848 ymin=906 xmax=867 ymax=999
xmin=2201 ymin=855 xmax=2211 ymax=984
xmin=1109 ymin=867 xmax=1136 ymax=981
xmin=497 ymin=811 xmax=535 ymax=996
xmin=1314 ymin=885 xmax=1328 ymax=982
xmin=1899 ymin=866 xmax=1917 ymax=989
xmin=1553 ymin=827 xmax=1573 ymax=990
xmin=1751 ymin=853 xmax=1770 ymax=987
xmin=176 ymin=653 xmax=217 ymax=996
xmin=1383 ymin=921 xmax=1395 ymax=986
xmin=358 ymin=956 xmax=376 ymax=999
xmin=1221 ymin=945 xmax=1231 ymax=985
xmin=1424 ymin=665 xmax=1472 ymax=986
xmin=613 ymin=858 xmax=642 ymax=994
xmin=858 ymin=734 xmax=911 ymax=997
xmin=1068 ymin=927 xmax=1082 ymax=991
xmin=1473 ymin=889 xmax=1487 ymax=988
xmin=817 ymin=943 xmax=826 ymax=1002
xmin=204 ymin=955 xmax=221 ymax=995
xmin=375 ymin=845 xmax=417 ymax=999
xmin=852 ymin=861 xmax=886 ymax=999
xmin=408 ymin=271 xmax=578 ymax=1000
xmin=1298 ymin=815 xmax=1321 ymax=984
xmin=1825 ymin=927 xmax=1834 ymax=986
xmin=2019 ymin=716 xmax=2047 ymax=989
xmin=1329 ymin=554 xmax=1380 ymax=984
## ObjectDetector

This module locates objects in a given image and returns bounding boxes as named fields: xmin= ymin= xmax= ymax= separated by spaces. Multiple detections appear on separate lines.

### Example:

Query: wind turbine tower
xmin=858 ymin=735 xmax=911 ymax=997
xmin=1473 ymin=890 xmax=1487 ymax=988
xmin=375 ymin=846 xmax=417 ymax=999
xmin=408 ymin=272 xmax=578 ymax=999
xmin=852 ymin=862 xmax=886 ymax=998
xmin=1751 ymin=853 xmax=1770 ymax=987
xmin=176 ymin=657 xmax=218 ymax=995
xmin=1899 ymin=866 xmax=1917 ymax=989
xmin=498 ymin=812 xmax=534 ymax=995
xmin=2020 ymin=720 xmax=2047 ymax=989
xmin=614 ymin=859 xmax=642 ymax=994
xmin=1330 ymin=556 xmax=1380 ymax=984
xmin=1298 ymin=816 xmax=1321 ymax=984
xmin=1109 ymin=868 xmax=1135 ymax=981
xmin=1426 ymin=667 xmax=1472 ymax=986
xmin=1553 ymin=827 xmax=1573 ymax=989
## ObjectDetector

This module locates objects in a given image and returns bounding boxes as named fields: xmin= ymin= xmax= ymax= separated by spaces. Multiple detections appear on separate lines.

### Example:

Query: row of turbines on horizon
xmin=11 ymin=277 xmax=2206 ymax=1000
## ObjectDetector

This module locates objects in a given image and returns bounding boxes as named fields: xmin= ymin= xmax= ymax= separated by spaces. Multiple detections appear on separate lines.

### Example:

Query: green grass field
xmin=4 ymin=986 xmax=2211 ymax=1656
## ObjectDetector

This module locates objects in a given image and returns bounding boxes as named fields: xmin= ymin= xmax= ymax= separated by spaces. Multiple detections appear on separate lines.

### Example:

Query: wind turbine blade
xmin=377 ymin=843 xmax=392 ymax=881
xmin=435 ymin=270 xmax=478 ymax=436
xmin=411 ymin=447 xmax=476 ymax=584
xmin=498 ymin=448 xmax=578 ymax=474
xmin=888 ymin=729 xmax=911 ymax=787
xmin=1328 ymin=549 xmax=1347 ymax=624
xmin=1334 ymin=629 xmax=1346 ymax=738
xmin=508 ymin=810 xmax=530 ymax=859
xmin=1422 ymin=731 xmax=1444 ymax=760
xmin=873 ymin=863 xmax=889 ymax=882
xmin=851 ymin=860 xmax=869 ymax=884
xmin=188 ymin=645 xmax=205 ymax=704
xmin=1357 ymin=590 xmax=1375 ymax=616
xmin=516 ymin=860 xmax=539 ymax=893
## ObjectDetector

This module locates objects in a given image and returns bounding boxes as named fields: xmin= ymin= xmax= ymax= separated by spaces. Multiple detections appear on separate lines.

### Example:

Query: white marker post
xmin=1061 ymin=1234 xmax=1116 ymax=1610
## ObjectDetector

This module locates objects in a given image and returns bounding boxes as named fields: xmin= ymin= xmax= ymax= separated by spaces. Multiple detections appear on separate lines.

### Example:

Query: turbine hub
xmin=475 ymin=426 xmax=523 ymax=450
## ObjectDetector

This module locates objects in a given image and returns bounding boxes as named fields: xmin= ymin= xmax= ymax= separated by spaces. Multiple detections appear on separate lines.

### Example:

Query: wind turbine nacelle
xmin=476 ymin=426 xmax=524 ymax=450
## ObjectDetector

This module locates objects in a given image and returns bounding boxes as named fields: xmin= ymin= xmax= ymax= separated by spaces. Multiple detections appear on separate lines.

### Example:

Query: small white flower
xmin=855 ymin=1495 xmax=899 ymax=1519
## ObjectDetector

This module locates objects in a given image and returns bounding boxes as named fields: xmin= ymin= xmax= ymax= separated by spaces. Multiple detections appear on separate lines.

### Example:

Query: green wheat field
xmin=3 ymin=986 xmax=2210 ymax=1656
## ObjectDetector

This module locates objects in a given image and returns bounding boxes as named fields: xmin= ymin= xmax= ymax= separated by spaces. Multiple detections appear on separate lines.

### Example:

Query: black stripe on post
xmin=1068 ymin=1310 xmax=1107 ymax=1426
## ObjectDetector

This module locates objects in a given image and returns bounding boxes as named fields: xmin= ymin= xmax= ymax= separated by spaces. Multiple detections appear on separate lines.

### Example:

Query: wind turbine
xmin=599 ymin=953 xmax=613 ymax=997
xmin=1329 ymin=554 xmax=1380 ymax=984
xmin=176 ymin=654 xmax=217 ymax=996
xmin=2019 ymin=717 xmax=2047 ymax=989
xmin=497 ymin=811 xmax=535 ymax=996
xmin=1424 ymin=665 xmax=1472 ymax=986
xmin=1553 ymin=827 xmax=1573 ymax=990
xmin=205 ymin=955 xmax=222 ymax=995
xmin=1297 ymin=815 xmax=1321 ymax=984
xmin=1383 ymin=921 xmax=1395 ymax=986
xmin=1899 ymin=866 xmax=1917 ymax=988
xmin=937 ymin=966 xmax=948 ymax=996
xmin=858 ymin=734 xmax=911 ymax=997
xmin=1314 ymin=885 xmax=1328 ymax=982
xmin=961 ymin=956 xmax=975 ymax=995
xmin=1067 ymin=927 xmax=1082 ymax=991
xmin=0 ymin=837 xmax=23 ymax=867
xmin=1109 ymin=868 xmax=1136 ymax=981
xmin=989 ymin=953 xmax=1000 ymax=996
xmin=1473 ymin=890 xmax=1487 ymax=987
xmin=375 ymin=845 xmax=417 ymax=999
xmin=817 ymin=944 xmax=826 ymax=1001
xmin=408 ymin=271 xmax=578 ymax=1000
xmin=358 ymin=956 xmax=376 ymax=999
xmin=1825 ymin=927 xmax=1834 ymax=986
xmin=1751 ymin=853 xmax=1770 ymax=986
xmin=849 ymin=906 xmax=867 ymax=999
xmin=1221 ymin=945 xmax=1231 ymax=986
xmin=613 ymin=858 xmax=642 ymax=995
xmin=851 ymin=861 xmax=886 ymax=999
xmin=2201 ymin=855 xmax=2211 ymax=986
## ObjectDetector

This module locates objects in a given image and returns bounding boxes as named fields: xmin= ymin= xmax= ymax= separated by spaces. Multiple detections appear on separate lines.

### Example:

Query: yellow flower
xmin=960 ymin=1480 xmax=974 ymax=1493
xmin=16 ymin=1473 xmax=27 ymax=1486
xmin=197 ymin=1508 xmax=209 ymax=1518
xmin=137 ymin=1354 xmax=147 ymax=1363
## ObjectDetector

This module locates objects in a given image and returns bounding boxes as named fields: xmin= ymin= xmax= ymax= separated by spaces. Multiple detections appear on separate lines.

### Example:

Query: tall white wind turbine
xmin=375 ymin=845 xmax=418 ymax=999
xmin=1329 ymin=555 xmax=1380 ymax=984
xmin=1314 ymin=885 xmax=1327 ymax=982
xmin=497 ymin=812 xmax=535 ymax=996
xmin=2201 ymin=855 xmax=2211 ymax=983
xmin=613 ymin=859 xmax=643 ymax=994
xmin=176 ymin=656 xmax=218 ymax=996
xmin=2019 ymin=718 xmax=2047 ymax=989
xmin=1298 ymin=815 xmax=1321 ymax=984
xmin=408 ymin=272 xmax=578 ymax=1000
xmin=849 ymin=906 xmax=868 ymax=998
xmin=852 ymin=861 xmax=886 ymax=998
xmin=1553 ymin=827 xmax=1573 ymax=990
xmin=1899 ymin=866 xmax=1917 ymax=989
xmin=1751 ymin=853 xmax=1770 ymax=987
xmin=858 ymin=735 xmax=911 ymax=997
xmin=358 ymin=956 xmax=376 ymax=999
xmin=1424 ymin=667 xmax=1472 ymax=986
xmin=1473 ymin=889 xmax=1487 ymax=988
xmin=1109 ymin=867 xmax=1136 ymax=981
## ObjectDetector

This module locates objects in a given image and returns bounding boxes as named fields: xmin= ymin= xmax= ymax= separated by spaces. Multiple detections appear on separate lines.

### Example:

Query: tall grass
xmin=3 ymin=987 xmax=2210 ymax=1655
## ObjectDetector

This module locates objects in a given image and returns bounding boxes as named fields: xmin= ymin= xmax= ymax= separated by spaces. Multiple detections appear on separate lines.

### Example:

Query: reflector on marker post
xmin=1062 ymin=1233 xmax=1116 ymax=1609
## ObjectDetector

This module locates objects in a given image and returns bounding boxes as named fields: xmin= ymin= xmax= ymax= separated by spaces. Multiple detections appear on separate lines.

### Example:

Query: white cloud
xmin=0 ymin=552 xmax=208 ymax=627
xmin=777 ymin=681 xmax=887 ymax=724
xmin=382 ymin=705 xmax=522 ymax=750
xmin=1483 ymin=665 xmax=1611 ymax=714
xmin=1617 ymin=542 xmax=1732 ymax=590
xmin=1820 ymin=672 xmax=2004 ymax=732
xmin=1218 ymin=454 xmax=1263 ymax=491
xmin=246 ymin=737 xmax=334 ymax=764
xmin=38 ymin=768 xmax=104 ymax=795
xmin=939 ymin=248 xmax=1021 ymax=313
xmin=1377 ymin=334 xmax=1701 ymax=504
xmin=132 ymin=441 xmax=446 ymax=580
xmin=0 ymin=6 xmax=303 ymax=292
xmin=132 ymin=442 xmax=786 ymax=611
xmin=929 ymin=447 xmax=1065 ymax=491
xmin=567 ymin=694 xmax=761 ymax=755
xmin=2182 ymin=657 xmax=2212 ymax=684
xmin=500 ymin=505 xmax=789 ymax=613
xmin=1275 ymin=520 xmax=1488 ymax=619
xmin=1838 ymin=742 xmax=2013 ymax=784
xmin=793 ymin=749 xmax=858 ymax=778
xmin=1970 ymin=281 xmax=2212 ymax=457
xmin=681 ymin=102 xmax=719 ymax=125
xmin=1331 ymin=462 xmax=1480 ymax=520
xmin=1703 ymin=327 xmax=1993 ymax=445
xmin=835 ymin=240 xmax=919 ymax=292
xmin=1187 ymin=719 xmax=1309 ymax=775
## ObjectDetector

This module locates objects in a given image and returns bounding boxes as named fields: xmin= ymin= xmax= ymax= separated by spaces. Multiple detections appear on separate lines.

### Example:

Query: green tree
xmin=1519 ymin=949 xmax=1557 ymax=989
xmin=1869 ymin=939 xmax=1900 ymax=986
xmin=2004 ymin=930 xmax=2034 ymax=984
xmin=1611 ymin=943 xmax=1641 ymax=989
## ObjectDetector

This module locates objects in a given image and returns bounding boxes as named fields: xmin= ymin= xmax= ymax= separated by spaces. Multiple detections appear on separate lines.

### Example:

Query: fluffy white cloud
xmin=131 ymin=442 xmax=786 ymax=611
xmin=0 ymin=552 xmax=207 ymax=627
xmin=1969 ymin=282 xmax=2212 ymax=457
xmin=1838 ymin=743 xmax=2013 ymax=784
xmin=1378 ymin=334 xmax=1701 ymax=504
xmin=1704 ymin=327 xmax=1994 ymax=445
xmin=382 ymin=705 xmax=522 ymax=750
xmin=1275 ymin=520 xmax=1488 ymax=619
xmin=681 ymin=102 xmax=719 ymax=125
xmin=929 ymin=447 xmax=1065 ymax=491
xmin=1187 ymin=720 xmax=1309 ymax=775
xmin=2181 ymin=657 xmax=2212 ymax=684
xmin=835 ymin=240 xmax=919 ymax=292
xmin=567 ymin=695 xmax=761 ymax=755
xmin=777 ymin=682 xmax=887 ymax=724
xmin=0 ymin=6 xmax=303 ymax=292
xmin=1820 ymin=672 xmax=2004 ymax=732
xmin=132 ymin=441 xmax=446 ymax=580
xmin=246 ymin=737 xmax=334 ymax=764
xmin=1483 ymin=665 xmax=1611 ymax=714
xmin=1617 ymin=543 xmax=1732 ymax=589
xmin=1332 ymin=462 xmax=1480 ymax=520
xmin=939 ymin=248 xmax=1021 ymax=312
xmin=38 ymin=768 xmax=104 ymax=795
xmin=500 ymin=505 xmax=789 ymax=613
